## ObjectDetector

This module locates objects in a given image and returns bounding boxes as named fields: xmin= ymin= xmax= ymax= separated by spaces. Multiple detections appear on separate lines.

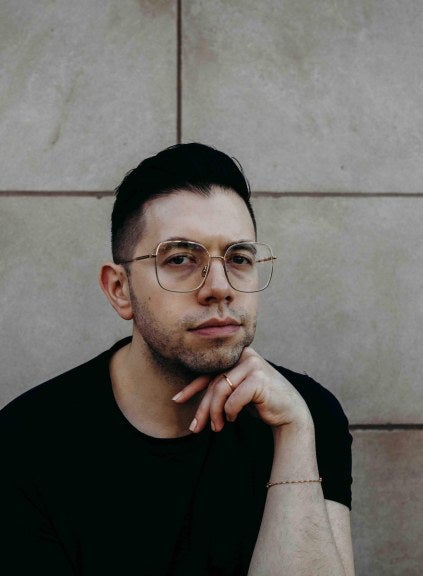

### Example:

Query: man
xmin=0 ymin=143 xmax=354 ymax=575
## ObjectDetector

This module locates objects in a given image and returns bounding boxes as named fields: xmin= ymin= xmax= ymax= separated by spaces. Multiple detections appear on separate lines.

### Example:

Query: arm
xmin=173 ymin=347 xmax=355 ymax=576
xmin=326 ymin=500 xmax=356 ymax=576
xmin=247 ymin=421 xmax=354 ymax=575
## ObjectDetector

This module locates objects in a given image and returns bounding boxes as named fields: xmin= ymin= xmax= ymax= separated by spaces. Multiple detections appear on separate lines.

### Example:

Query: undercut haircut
xmin=111 ymin=143 xmax=256 ymax=263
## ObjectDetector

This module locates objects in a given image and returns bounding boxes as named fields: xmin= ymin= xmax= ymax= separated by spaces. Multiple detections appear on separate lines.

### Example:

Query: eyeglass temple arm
xmin=118 ymin=254 xmax=157 ymax=265
xmin=255 ymin=256 xmax=277 ymax=263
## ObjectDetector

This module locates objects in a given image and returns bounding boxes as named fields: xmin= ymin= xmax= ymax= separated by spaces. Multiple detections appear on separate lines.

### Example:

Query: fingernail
xmin=189 ymin=418 xmax=198 ymax=432
xmin=172 ymin=392 xmax=183 ymax=401
xmin=211 ymin=421 xmax=216 ymax=432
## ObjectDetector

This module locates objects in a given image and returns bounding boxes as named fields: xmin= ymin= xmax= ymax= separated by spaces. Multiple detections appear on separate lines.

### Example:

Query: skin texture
xmin=99 ymin=187 xmax=355 ymax=575
xmin=127 ymin=261 xmax=256 ymax=377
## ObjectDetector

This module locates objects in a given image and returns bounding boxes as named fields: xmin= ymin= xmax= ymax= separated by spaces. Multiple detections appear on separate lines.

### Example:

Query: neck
xmin=110 ymin=334 xmax=203 ymax=438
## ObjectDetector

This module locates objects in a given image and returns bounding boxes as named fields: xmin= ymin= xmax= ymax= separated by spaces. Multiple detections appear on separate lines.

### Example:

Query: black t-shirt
xmin=0 ymin=338 xmax=352 ymax=575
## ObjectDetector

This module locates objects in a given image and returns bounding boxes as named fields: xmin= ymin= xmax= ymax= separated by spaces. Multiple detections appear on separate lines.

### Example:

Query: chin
xmin=181 ymin=345 xmax=245 ymax=375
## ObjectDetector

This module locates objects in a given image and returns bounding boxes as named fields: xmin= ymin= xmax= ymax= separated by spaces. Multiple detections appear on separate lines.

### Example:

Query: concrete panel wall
xmin=352 ymin=430 xmax=423 ymax=575
xmin=182 ymin=0 xmax=423 ymax=193
xmin=1 ymin=1 xmax=421 ymax=574
xmin=0 ymin=0 xmax=176 ymax=189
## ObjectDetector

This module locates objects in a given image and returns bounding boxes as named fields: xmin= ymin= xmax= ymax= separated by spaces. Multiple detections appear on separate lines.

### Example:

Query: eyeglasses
xmin=118 ymin=240 xmax=276 ymax=293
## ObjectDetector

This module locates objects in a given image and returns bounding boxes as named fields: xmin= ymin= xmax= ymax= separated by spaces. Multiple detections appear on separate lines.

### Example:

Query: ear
xmin=99 ymin=262 xmax=133 ymax=321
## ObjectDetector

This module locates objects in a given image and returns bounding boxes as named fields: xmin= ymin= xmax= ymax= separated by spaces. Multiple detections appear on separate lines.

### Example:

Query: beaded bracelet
xmin=266 ymin=477 xmax=322 ymax=489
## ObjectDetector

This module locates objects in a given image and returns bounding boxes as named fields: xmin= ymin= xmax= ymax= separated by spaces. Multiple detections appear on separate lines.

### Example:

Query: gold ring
xmin=223 ymin=374 xmax=235 ymax=392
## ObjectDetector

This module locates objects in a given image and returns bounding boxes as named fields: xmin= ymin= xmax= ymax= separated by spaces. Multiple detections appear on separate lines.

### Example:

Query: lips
xmin=189 ymin=318 xmax=241 ymax=337
xmin=191 ymin=318 xmax=241 ymax=330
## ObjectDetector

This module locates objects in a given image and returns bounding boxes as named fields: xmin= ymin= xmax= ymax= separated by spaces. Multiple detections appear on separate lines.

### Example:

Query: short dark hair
xmin=111 ymin=143 xmax=256 ymax=263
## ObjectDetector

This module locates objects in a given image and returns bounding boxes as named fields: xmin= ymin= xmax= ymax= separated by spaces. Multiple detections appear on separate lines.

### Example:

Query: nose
xmin=196 ymin=256 xmax=234 ymax=304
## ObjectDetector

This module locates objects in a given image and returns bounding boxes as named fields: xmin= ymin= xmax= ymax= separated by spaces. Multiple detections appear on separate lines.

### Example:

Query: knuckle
xmin=242 ymin=345 xmax=255 ymax=356
xmin=216 ymin=378 xmax=230 ymax=393
xmin=247 ymin=355 xmax=262 ymax=370
xmin=224 ymin=397 xmax=237 ymax=418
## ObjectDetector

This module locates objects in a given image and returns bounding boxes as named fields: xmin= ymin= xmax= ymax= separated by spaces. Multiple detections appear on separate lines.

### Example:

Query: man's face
xmin=126 ymin=187 xmax=259 ymax=376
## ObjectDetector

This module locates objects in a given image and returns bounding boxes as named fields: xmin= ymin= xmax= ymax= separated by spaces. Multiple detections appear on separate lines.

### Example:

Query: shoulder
xmin=1 ymin=354 xmax=101 ymax=427
xmin=0 ymin=338 xmax=129 ymax=438
xmin=269 ymin=362 xmax=350 ymax=432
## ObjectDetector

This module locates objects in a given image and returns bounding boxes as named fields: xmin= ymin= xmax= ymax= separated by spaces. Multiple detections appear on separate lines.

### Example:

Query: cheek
xmin=242 ymin=294 xmax=259 ymax=315
xmin=147 ymin=293 xmax=190 ymax=321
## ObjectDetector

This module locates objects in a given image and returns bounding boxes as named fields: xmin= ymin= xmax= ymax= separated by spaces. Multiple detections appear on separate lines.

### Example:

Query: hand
xmin=172 ymin=347 xmax=313 ymax=433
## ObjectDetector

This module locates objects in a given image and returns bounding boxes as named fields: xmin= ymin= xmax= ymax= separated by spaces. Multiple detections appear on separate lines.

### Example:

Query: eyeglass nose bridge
xmin=199 ymin=255 xmax=229 ymax=285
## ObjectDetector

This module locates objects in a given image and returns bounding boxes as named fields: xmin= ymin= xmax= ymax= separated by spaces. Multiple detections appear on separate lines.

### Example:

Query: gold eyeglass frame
xmin=118 ymin=240 xmax=277 ymax=293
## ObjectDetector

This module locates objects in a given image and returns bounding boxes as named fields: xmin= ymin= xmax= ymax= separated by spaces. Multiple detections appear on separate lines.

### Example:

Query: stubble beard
xmin=129 ymin=291 xmax=256 ymax=380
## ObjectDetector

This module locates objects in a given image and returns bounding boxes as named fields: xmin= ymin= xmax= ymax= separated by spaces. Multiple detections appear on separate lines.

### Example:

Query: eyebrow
xmin=163 ymin=236 xmax=256 ymax=250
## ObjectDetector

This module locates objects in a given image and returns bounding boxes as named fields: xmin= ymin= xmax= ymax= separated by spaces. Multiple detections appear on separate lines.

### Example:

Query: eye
xmin=164 ymin=253 xmax=195 ymax=266
xmin=227 ymin=252 xmax=254 ymax=266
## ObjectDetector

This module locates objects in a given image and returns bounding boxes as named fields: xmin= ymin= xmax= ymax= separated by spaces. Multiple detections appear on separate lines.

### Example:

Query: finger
xmin=172 ymin=375 xmax=212 ymax=403
xmin=189 ymin=381 xmax=216 ymax=433
xmin=238 ymin=346 xmax=261 ymax=361
xmin=224 ymin=377 xmax=266 ymax=422
xmin=209 ymin=374 xmax=241 ymax=432
xmin=205 ymin=356 xmax=261 ymax=429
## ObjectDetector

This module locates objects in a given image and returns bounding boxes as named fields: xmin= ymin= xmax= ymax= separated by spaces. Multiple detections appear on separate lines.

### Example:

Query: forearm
xmin=248 ymin=418 xmax=346 ymax=576
xmin=175 ymin=349 xmax=352 ymax=573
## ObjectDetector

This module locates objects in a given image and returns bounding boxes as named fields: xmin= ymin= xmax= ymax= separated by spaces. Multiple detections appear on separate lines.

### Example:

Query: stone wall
xmin=1 ymin=2 xmax=422 ymax=573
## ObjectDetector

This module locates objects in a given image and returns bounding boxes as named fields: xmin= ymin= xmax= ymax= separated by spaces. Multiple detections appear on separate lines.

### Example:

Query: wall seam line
xmin=252 ymin=192 xmax=423 ymax=198
xmin=2 ymin=191 xmax=423 ymax=198
xmin=0 ymin=191 xmax=113 ymax=198
xmin=349 ymin=424 xmax=423 ymax=430
xmin=176 ymin=0 xmax=182 ymax=144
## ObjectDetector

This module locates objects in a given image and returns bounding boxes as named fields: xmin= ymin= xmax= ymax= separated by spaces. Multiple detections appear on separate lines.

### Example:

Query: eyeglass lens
xmin=155 ymin=241 xmax=273 ymax=293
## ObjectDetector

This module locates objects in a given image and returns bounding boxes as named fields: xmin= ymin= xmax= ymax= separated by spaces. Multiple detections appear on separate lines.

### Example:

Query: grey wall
xmin=1 ymin=1 xmax=422 ymax=574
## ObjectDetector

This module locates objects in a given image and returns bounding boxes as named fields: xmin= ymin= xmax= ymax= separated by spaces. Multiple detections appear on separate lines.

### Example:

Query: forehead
xmin=140 ymin=188 xmax=255 ymax=248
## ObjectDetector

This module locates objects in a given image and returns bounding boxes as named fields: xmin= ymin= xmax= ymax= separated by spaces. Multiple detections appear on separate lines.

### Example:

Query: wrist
xmin=271 ymin=418 xmax=320 ymax=481
xmin=272 ymin=414 xmax=316 ymax=459
xmin=272 ymin=408 xmax=314 ymax=437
